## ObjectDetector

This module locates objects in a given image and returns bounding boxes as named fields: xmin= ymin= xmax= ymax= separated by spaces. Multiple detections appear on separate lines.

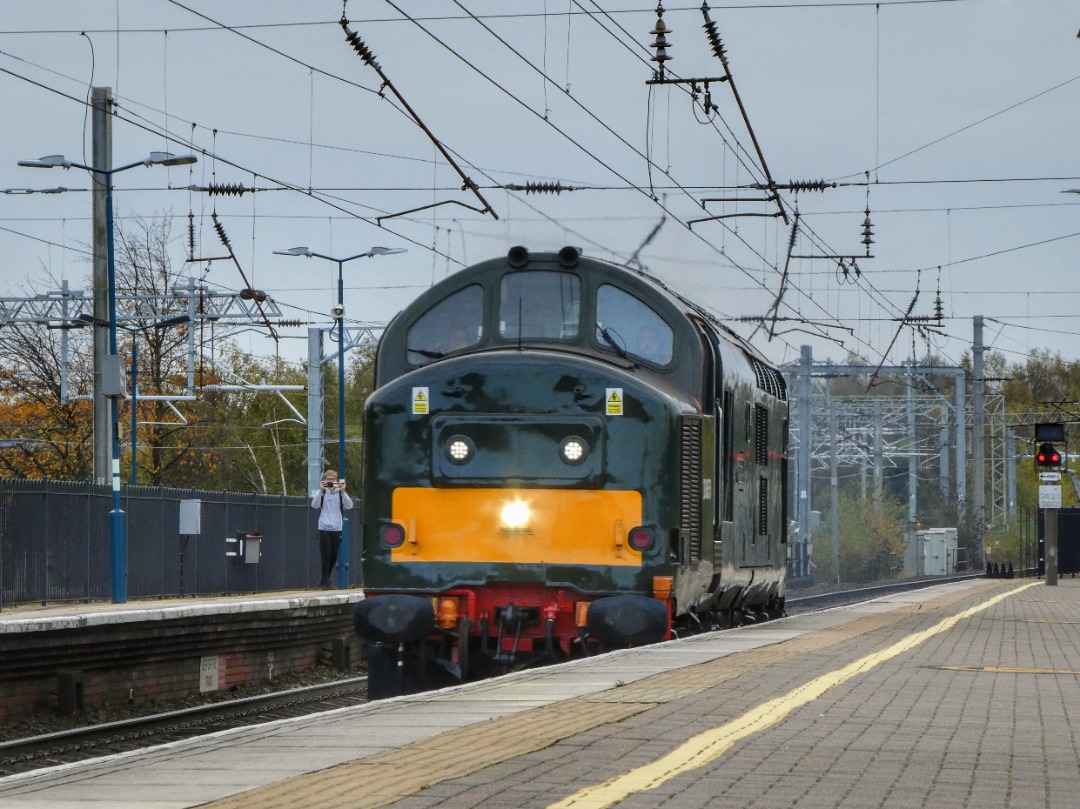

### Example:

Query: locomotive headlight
xmin=559 ymin=436 xmax=588 ymax=465
xmin=446 ymin=435 xmax=474 ymax=464
xmin=500 ymin=498 xmax=531 ymax=530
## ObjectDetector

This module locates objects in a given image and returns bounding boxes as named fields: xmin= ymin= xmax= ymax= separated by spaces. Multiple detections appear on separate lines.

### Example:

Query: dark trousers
xmin=318 ymin=529 xmax=343 ymax=586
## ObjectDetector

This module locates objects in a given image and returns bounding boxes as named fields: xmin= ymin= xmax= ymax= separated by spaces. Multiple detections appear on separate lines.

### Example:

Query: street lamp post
xmin=21 ymin=152 xmax=197 ymax=603
xmin=274 ymin=245 xmax=406 ymax=588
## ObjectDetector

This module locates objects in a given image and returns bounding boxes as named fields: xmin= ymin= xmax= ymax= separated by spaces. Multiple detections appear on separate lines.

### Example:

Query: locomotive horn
xmin=557 ymin=245 xmax=582 ymax=267
xmin=507 ymin=245 xmax=530 ymax=267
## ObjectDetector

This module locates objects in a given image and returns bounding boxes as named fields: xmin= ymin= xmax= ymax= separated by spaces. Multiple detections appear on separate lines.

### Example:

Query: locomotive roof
xmin=375 ymin=246 xmax=783 ymax=395
xmin=564 ymin=250 xmax=779 ymax=372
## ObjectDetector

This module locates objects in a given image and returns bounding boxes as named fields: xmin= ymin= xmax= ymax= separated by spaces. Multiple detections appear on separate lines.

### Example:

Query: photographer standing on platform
xmin=311 ymin=470 xmax=353 ymax=587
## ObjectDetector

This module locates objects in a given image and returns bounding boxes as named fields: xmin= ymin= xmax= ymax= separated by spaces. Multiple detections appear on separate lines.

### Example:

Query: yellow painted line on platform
xmin=937 ymin=664 xmax=1080 ymax=675
xmin=549 ymin=582 xmax=1037 ymax=809
xmin=204 ymin=697 xmax=657 ymax=809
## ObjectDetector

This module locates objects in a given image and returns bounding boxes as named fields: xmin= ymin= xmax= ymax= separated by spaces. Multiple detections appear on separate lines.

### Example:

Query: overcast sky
xmin=2 ymin=0 xmax=1078 ymax=376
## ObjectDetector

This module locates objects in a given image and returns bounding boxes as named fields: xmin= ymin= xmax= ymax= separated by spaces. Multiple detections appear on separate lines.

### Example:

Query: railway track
xmin=0 ymin=676 xmax=368 ymax=778
xmin=785 ymin=574 xmax=984 ymax=613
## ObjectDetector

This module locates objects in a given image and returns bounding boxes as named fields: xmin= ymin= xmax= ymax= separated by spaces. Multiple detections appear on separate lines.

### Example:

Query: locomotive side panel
xmin=711 ymin=333 xmax=788 ymax=610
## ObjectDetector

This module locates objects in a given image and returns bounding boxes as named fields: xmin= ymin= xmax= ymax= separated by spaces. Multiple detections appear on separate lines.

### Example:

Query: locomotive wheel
xmin=544 ymin=617 xmax=558 ymax=661
xmin=767 ymin=598 xmax=786 ymax=620
xmin=367 ymin=641 xmax=438 ymax=699
xmin=366 ymin=643 xmax=402 ymax=700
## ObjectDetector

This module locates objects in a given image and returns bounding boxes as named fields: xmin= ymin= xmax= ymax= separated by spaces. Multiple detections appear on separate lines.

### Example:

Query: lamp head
xmin=76 ymin=312 xmax=109 ymax=327
xmin=146 ymin=152 xmax=197 ymax=167
xmin=368 ymin=246 xmax=407 ymax=257
xmin=153 ymin=315 xmax=192 ymax=328
xmin=18 ymin=155 xmax=70 ymax=169
xmin=274 ymin=247 xmax=312 ymax=257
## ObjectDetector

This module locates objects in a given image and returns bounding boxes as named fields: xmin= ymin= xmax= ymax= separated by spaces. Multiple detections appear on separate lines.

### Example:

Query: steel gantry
xmin=2 ymin=279 xmax=295 ymax=479
xmin=3 ymin=278 xmax=393 ymax=494
xmin=784 ymin=344 xmax=1002 ymax=576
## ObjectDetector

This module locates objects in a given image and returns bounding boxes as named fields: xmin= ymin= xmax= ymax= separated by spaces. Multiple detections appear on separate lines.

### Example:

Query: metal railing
xmin=0 ymin=479 xmax=361 ymax=608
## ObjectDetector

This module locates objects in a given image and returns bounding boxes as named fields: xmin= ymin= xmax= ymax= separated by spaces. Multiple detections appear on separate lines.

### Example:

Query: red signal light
xmin=1036 ymin=443 xmax=1062 ymax=468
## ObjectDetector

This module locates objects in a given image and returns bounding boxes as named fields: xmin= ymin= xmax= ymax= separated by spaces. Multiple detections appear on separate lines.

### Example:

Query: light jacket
xmin=311 ymin=487 xmax=353 ymax=531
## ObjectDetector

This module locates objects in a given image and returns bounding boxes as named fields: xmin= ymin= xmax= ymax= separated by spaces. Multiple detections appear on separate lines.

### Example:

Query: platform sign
xmin=1039 ymin=485 xmax=1062 ymax=509
xmin=606 ymin=388 xmax=623 ymax=416
xmin=179 ymin=499 xmax=201 ymax=534
xmin=412 ymin=387 xmax=429 ymax=415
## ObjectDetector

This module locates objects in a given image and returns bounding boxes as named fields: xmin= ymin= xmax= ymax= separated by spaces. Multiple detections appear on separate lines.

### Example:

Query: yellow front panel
xmin=390 ymin=488 xmax=643 ymax=566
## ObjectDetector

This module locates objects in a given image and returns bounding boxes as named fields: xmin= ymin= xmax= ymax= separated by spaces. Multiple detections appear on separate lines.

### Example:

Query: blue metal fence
xmin=0 ymin=479 xmax=361 ymax=608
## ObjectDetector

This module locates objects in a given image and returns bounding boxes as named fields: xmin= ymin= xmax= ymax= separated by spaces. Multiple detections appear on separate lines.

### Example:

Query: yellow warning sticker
xmin=606 ymin=387 xmax=623 ymax=416
xmin=412 ymin=386 xmax=429 ymax=415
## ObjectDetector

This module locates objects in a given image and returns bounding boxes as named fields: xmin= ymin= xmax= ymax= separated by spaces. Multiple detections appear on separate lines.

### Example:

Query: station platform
xmin=0 ymin=589 xmax=363 ymax=630
xmin=0 ymin=591 xmax=365 ymax=720
xmin=0 ymin=578 xmax=1074 ymax=808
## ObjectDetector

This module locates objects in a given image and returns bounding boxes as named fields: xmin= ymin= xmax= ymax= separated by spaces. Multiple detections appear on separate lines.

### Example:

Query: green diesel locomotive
xmin=354 ymin=246 xmax=788 ymax=696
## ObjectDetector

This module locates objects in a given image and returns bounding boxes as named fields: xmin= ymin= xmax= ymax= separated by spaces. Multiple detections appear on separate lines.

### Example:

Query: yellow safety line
xmin=549 ymin=582 xmax=1037 ymax=809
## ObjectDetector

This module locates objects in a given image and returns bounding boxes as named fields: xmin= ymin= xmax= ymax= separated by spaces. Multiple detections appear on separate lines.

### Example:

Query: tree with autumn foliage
xmin=0 ymin=210 xmax=380 ymax=492
xmin=112 ymin=213 xmax=209 ymax=486
xmin=189 ymin=343 xmax=377 ymax=496
xmin=0 ymin=308 xmax=94 ymax=479
xmin=813 ymin=491 xmax=906 ymax=583
xmin=196 ymin=346 xmax=310 ymax=494
xmin=0 ymin=213 xmax=257 ymax=485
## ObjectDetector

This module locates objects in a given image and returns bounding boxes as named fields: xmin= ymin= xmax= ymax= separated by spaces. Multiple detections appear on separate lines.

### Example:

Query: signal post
xmin=1034 ymin=423 xmax=1065 ymax=586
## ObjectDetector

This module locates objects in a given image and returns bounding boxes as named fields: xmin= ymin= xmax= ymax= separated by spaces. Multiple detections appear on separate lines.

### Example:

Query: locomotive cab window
xmin=595 ymin=285 xmax=673 ymax=366
xmin=499 ymin=271 xmax=581 ymax=341
xmin=406 ymin=284 xmax=484 ymax=365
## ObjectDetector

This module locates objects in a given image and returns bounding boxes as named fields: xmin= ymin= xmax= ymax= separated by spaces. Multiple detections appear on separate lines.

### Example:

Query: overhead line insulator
xmin=503 ymin=181 xmax=574 ymax=195
xmin=701 ymin=5 xmax=730 ymax=72
xmin=211 ymin=213 xmax=232 ymax=252
xmin=205 ymin=183 xmax=249 ymax=197
xmin=340 ymin=17 xmax=380 ymax=69
xmin=861 ymin=206 xmax=875 ymax=255
xmin=785 ymin=179 xmax=835 ymax=192
xmin=649 ymin=4 xmax=673 ymax=79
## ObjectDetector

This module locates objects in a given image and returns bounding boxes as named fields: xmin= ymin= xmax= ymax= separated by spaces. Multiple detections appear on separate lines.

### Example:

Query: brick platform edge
xmin=0 ymin=601 xmax=361 ymax=719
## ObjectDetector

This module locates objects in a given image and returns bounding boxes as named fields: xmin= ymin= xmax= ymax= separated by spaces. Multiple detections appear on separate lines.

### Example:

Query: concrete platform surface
xmin=0 ymin=590 xmax=363 ymax=633
xmin=1 ymin=579 xmax=1074 ymax=808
